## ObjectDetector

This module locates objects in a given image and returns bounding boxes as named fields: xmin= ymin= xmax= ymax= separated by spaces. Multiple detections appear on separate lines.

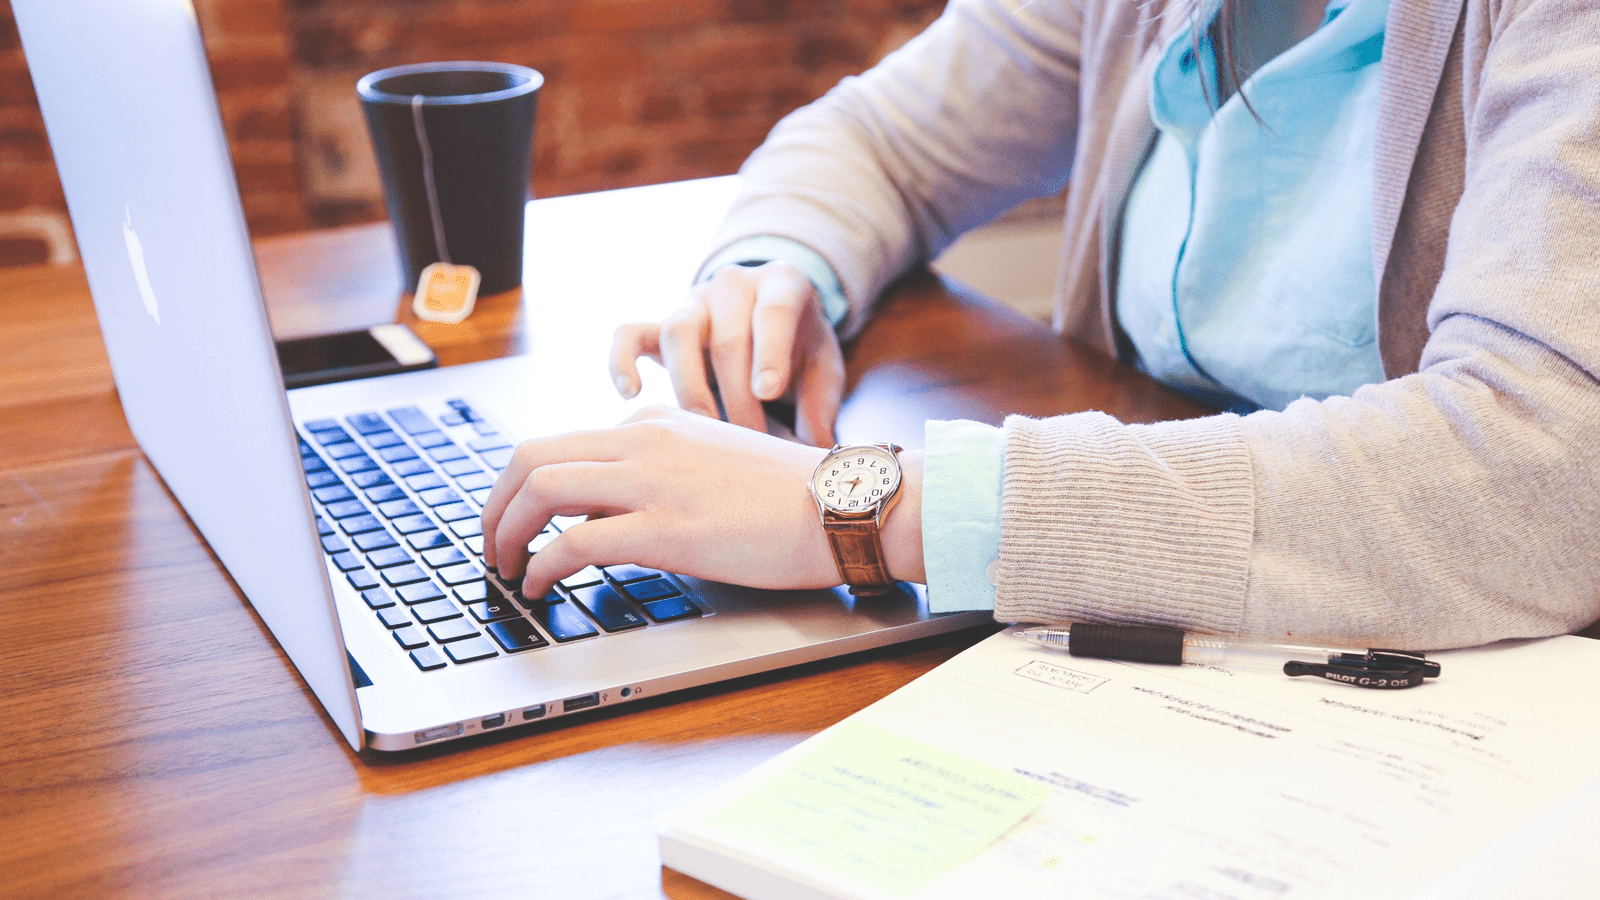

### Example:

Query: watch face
xmin=812 ymin=445 xmax=901 ymax=514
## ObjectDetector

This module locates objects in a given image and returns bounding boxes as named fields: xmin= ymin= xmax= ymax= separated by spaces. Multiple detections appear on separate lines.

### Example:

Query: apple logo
xmin=123 ymin=206 xmax=160 ymax=325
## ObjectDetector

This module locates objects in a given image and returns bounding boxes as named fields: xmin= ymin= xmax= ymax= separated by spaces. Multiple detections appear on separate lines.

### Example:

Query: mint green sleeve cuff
xmin=921 ymin=418 xmax=1006 ymax=614
xmin=697 ymin=235 xmax=850 ymax=328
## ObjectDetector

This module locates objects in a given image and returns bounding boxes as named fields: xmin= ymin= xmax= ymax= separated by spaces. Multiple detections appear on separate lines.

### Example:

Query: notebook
xmin=12 ymin=0 xmax=990 ymax=752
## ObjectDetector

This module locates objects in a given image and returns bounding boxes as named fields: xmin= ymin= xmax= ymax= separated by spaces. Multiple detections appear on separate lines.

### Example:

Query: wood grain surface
xmin=0 ymin=180 xmax=1213 ymax=899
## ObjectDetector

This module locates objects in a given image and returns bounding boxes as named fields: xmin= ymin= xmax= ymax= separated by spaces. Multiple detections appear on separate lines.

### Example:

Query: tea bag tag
xmin=413 ymin=261 xmax=480 ymax=324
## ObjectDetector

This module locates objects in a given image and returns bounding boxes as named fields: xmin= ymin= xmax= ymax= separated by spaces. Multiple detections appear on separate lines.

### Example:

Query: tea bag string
xmin=411 ymin=94 xmax=451 ymax=265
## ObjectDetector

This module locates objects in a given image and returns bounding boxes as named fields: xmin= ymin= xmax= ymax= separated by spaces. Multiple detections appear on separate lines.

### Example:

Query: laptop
xmin=13 ymin=0 xmax=991 ymax=752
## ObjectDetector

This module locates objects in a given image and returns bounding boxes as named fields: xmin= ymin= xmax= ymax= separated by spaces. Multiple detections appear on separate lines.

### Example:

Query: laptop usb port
xmin=563 ymin=693 xmax=600 ymax=713
xmin=415 ymin=723 xmax=464 ymax=744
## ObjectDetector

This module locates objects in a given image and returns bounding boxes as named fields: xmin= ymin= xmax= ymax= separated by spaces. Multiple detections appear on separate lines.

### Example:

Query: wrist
xmin=883 ymin=449 xmax=926 ymax=585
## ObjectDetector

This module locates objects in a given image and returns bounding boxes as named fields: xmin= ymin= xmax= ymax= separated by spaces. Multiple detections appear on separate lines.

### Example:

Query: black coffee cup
xmin=357 ymin=61 xmax=542 ymax=299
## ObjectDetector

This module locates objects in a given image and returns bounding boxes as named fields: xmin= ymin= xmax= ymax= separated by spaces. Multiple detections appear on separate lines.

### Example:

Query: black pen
xmin=1018 ymin=623 xmax=1441 ymax=689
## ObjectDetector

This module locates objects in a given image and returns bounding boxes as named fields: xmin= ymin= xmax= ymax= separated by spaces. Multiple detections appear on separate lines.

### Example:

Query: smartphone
xmin=276 ymin=323 xmax=437 ymax=389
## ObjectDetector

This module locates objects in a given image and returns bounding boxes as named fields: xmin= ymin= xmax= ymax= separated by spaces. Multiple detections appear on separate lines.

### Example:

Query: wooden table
xmin=0 ymin=179 xmax=1211 ymax=899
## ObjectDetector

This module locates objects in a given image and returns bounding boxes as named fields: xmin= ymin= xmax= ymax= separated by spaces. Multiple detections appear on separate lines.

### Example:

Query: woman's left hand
xmin=480 ymin=406 xmax=842 ymax=599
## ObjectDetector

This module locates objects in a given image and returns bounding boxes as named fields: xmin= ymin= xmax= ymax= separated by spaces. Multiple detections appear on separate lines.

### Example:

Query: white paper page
xmin=825 ymin=629 xmax=1600 ymax=899
xmin=664 ymin=630 xmax=1600 ymax=899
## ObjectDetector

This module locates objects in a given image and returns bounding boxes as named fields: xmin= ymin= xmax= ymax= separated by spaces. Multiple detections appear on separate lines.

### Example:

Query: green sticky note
xmin=701 ymin=721 xmax=1050 ymax=896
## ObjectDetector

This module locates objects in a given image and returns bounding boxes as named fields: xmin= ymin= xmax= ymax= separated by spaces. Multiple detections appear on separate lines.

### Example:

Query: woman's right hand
xmin=608 ymin=260 xmax=846 ymax=447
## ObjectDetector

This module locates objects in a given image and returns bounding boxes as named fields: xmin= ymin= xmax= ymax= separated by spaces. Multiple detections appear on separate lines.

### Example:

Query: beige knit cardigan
xmin=707 ymin=0 xmax=1600 ymax=648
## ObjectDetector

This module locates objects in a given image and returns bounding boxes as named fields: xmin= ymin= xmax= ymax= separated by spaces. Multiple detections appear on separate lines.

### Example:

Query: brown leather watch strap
xmin=824 ymin=517 xmax=896 ymax=596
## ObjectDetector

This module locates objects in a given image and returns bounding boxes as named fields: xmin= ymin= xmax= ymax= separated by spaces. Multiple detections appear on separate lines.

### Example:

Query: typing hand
xmin=479 ymin=406 xmax=841 ymax=600
xmin=608 ymin=260 xmax=845 ymax=447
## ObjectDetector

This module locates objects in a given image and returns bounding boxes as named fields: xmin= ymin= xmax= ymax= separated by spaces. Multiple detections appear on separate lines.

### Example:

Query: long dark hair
xmin=1196 ymin=0 xmax=1259 ymax=118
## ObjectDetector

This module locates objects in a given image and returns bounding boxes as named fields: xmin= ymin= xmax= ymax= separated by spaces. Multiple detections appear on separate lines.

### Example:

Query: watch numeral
xmin=870 ymin=489 xmax=881 ymax=497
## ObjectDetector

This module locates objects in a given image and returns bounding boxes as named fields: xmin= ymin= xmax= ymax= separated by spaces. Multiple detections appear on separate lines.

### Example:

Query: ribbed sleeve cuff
xmin=994 ymin=411 xmax=1255 ymax=633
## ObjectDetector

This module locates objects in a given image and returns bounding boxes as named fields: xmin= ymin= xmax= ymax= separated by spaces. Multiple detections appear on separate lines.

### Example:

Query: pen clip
xmin=1283 ymin=650 xmax=1439 ymax=690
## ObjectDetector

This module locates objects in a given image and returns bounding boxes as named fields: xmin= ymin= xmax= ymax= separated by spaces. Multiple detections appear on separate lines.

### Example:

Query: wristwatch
xmin=808 ymin=443 xmax=904 ymax=596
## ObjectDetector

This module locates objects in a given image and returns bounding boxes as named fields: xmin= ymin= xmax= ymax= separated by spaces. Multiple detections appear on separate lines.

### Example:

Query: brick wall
xmin=0 ymin=0 xmax=945 ymax=266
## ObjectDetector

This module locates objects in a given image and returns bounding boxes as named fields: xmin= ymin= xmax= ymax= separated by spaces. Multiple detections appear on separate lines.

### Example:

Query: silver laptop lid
xmin=14 ymin=0 xmax=363 ymax=748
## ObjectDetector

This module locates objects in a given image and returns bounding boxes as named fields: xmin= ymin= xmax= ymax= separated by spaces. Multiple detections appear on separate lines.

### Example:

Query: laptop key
xmin=413 ymin=430 xmax=451 ymax=449
xmin=428 ymin=618 xmax=480 ymax=643
xmin=312 ymin=426 xmax=352 ymax=445
xmin=409 ymin=647 xmax=447 ymax=671
xmin=449 ymin=517 xmax=482 ymax=539
xmin=386 ymin=406 xmax=435 ymax=435
xmin=339 ymin=514 xmax=383 ymax=535
xmin=325 ymin=441 xmax=368 ymax=460
xmin=419 ymin=487 xmax=460 ymax=507
xmin=366 ymin=546 xmax=413 ymax=569
xmin=603 ymin=563 xmax=659 ymax=584
xmin=350 ymin=470 xmax=392 ymax=489
xmin=455 ymin=471 xmax=495 ymax=491
xmin=406 ymin=472 xmax=448 ymax=492
xmin=353 ymin=529 xmax=399 ymax=552
xmin=398 ymin=581 xmax=447 ymax=604
xmin=569 ymin=584 xmax=648 ymax=632
xmin=360 ymin=588 xmax=395 ymax=609
xmin=514 ymin=588 xmax=566 ymax=610
xmin=480 ymin=447 xmax=515 ymax=470
xmin=306 ymin=470 xmax=341 ymax=490
xmin=392 ymin=624 xmax=428 ymax=650
xmin=623 ymin=577 xmax=681 ymax=602
xmin=330 ymin=551 xmax=363 ymax=572
xmin=464 ymin=535 xmax=485 ymax=555
xmin=302 ymin=455 xmax=329 ymax=473
xmin=364 ymin=484 xmax=406 ymax=504
xmin=559 ymin=566 xmax=605 ymax=589
xmin=488 ymin=618 xmax=549 ymax=652
xmin=391 ymin=458 xmax=432 ymax=477
xmin=338 ymin=455 xmax=379 ymax=474
xmin=378 ymin=444 xmax=418 ymax=464
xmin=443 ymin=636 xmax=497 ymax=664
xmin=312 ymin=484 xmax=354 ymax=504
xmin=441 ymin=459 xmax=482 ymax=478
xmin=407 ymin=530 xmax=452 ymax=552
xmin=381 ymin=564 xmax=429 ymax=586
xmin=467 ymin=595 xmax=521 ymax=623
xmin=410 ymin=599 xmax=462 ymax=624
xmin=468 ymin=434 xmax=512 ymax=453
xmin=529 ymin=603 xmax=598 ymax=641
xmin=303 ymin=418 xmax=341 ymax=433
xmin=346 ymin=569 xmax=380 ymax=591
xmin=438 ymin=563 xmax=484 ymax=586
xmin=642 ymin=595 xmax=701 ymax=622
xmin=378 ymin=498 xmax=422 ymax=519
xmin=320 ymin=535 xmax=347 ymax=554
xmin=377 ymin=606 xmax=411 ymax=629
xmin=392 ymin=514 xmax=436 ymax=535
xmin=455 ymin=581 xmax=488 ymax=603
xmin=422 ymin=546 xmax=469 ymax=568
xmin=346 ymin=412 xmax=389 ymax=435
xmin=324 ymin=499 xmax=369 ymax=519
xmin=365 ymin=429 xmax=405 ymax=449
xmin=315 ymin=516 xmax=334 ymax=536
xmin=435 ymin=502 xmax=476 ymax=523
xmin=429 ymin=444 xmax=468 ymax=463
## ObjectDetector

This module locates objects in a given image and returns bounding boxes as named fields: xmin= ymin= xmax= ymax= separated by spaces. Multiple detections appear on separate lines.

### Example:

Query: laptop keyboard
xmin=299 ymin=398 xmax=707 ymax=672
